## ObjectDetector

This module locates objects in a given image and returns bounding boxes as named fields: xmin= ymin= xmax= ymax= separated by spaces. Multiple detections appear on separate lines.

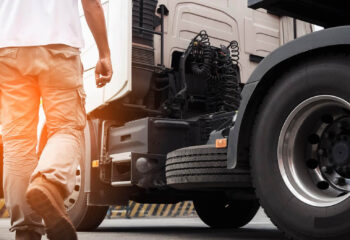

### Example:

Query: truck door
xmin=79 ymin=0 xmax=133 ymax=113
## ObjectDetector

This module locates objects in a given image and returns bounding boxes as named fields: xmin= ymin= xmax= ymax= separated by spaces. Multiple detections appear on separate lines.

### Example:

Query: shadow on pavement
xmin=93 ymin=226 xmax=287 ymax=239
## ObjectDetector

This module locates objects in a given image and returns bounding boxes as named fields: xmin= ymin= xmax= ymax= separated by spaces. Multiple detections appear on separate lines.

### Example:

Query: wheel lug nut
xmin=335 ymin=177 xmax=346 ymax=186
xmin=317 ymin=181 xmax=330 ymax=190
xmin=321 ymin=166 xmax=333 ymax=174
xmin=306 ymin=159 xmax=318 ymax=169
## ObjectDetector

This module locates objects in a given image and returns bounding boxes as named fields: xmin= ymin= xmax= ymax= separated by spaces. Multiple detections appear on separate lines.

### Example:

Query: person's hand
xmin=95 ymin=57 xmax=113 ymax=88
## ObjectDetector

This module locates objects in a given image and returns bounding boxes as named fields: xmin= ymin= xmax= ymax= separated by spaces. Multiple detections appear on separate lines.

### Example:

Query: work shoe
xmin=25 ymin=176 xmax=77 ymax=240
xmin=15 ymin=230 xmax=42 ymax=240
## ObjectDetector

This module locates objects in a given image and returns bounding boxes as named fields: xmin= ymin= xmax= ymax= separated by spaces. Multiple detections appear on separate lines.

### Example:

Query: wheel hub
xmin=64 ymin=165 xmax=81 ymax=211
xmin=332 ymin=140 xmax=350 ymax=166
xmin=320 ymin=118 xmax=350 ymax=181
xmin=278 ymin=95 xmax=350 ymax=207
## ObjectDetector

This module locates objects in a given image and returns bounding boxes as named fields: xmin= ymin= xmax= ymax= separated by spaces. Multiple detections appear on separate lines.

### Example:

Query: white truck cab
xmin=80 ymin=0 xmax=312 ymax=113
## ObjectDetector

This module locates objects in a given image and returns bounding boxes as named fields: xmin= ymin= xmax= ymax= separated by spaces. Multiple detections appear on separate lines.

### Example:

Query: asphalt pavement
xmin=0 ymin=210 xmax=287 ymax=240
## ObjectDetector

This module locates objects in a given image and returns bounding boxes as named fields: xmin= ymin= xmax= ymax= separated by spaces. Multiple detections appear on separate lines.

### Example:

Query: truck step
xmin=111 ymin=181 xmax=132 ymax=187
xmin=110 ymin=152 xmax=132 ymax=164
xmin=110 ymin=152 xmax=132 ymax=187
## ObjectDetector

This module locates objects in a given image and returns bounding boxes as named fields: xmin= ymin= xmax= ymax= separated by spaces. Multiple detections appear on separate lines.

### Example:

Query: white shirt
xmin=0 ymin=0 xmax=84 ymax=48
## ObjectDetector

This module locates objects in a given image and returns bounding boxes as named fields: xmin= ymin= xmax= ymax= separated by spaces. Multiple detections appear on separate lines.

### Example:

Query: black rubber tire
xmin=38 ymin=124 xmax=109 ymax=231
xmin=251 ymin=54 xmax=350 ymax=240
xmin=67 ymin=141 xmax=109 ymax=232
xmin=194 ymin=196 xmax=259 ymax=229
xmin=166 ymin=145 xmax=249 ymax=189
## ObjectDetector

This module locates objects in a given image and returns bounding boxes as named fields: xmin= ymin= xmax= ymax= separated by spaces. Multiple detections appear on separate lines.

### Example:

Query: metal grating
xmin=132 ymin=0 xmax=159 ymax=47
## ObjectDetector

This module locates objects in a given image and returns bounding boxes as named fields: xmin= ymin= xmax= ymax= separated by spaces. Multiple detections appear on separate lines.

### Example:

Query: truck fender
xmin=228 ymin=26 xmax=350 ymax=169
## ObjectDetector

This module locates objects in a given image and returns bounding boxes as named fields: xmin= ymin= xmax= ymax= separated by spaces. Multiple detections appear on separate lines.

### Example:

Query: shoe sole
xmin=26 ymin=187 xmax=77 ymax=240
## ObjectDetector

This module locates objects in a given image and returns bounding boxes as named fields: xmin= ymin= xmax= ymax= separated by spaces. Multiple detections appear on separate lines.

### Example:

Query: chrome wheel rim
xmin=278 ymin=95 xmax=350 ymax=207
xmin=64 ymin=165 xmax=82 ymax=211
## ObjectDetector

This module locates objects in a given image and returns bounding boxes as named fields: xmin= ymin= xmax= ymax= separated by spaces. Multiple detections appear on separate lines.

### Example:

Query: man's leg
xmin=0 ymin=48 xmax=44 ymax=237
xmin=27 ymin=45 xmax=85 ymax=240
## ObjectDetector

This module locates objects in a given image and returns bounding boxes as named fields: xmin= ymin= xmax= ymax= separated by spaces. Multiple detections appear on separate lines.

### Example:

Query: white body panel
xmin=155 ymin=0 xmax=312 ymax=85
xmin=81 ymin=0 xmax=311 ymax=114
xmin=80 ymin=0 xmax=132 ymax=114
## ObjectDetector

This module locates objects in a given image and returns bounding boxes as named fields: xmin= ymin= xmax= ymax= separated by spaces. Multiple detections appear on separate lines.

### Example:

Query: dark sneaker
xmin=25 ymin=176 xmax=77 ymax=240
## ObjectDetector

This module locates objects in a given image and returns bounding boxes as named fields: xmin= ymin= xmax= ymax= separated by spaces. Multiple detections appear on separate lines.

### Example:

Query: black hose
xmin=190 ymin=31 xmax=213 ymax=76
xmin=188 ymin=33 xmax=241 ymax=112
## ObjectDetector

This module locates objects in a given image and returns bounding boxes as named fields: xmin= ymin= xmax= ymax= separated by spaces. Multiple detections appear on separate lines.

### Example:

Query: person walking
xmin=0 ymin=0 xmax=113 ymax=239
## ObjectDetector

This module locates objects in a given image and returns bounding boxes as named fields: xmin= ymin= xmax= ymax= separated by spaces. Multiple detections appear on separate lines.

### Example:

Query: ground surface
xmin=0 ymin=210 xmax=287 ymax=240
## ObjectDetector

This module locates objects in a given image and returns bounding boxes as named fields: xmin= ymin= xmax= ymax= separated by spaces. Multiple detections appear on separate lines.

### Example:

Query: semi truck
xmin=0 ymin=0 xmax=320 ymax=237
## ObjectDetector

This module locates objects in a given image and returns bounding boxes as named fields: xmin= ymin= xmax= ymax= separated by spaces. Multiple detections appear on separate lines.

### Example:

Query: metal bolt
xmin=317 ymin=181 xmax=329 ymax=190
xmin=306 ymin=159 xmax=318 ymax=169
xmin=135 ymin=157 xmax=152 ymax=174
xmin=321 ymin=166 xmax=333 ymax=174
xmin=335 ymin=177 xmax=346 ymax=186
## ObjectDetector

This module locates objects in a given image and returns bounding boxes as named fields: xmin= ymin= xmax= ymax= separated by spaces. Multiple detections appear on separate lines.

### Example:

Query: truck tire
xmin=39 ymin=124 xmax=108 ymax=231
xmin=194 ymin=197 xmax=259 ymax=229
xmin=66 ymin=160 xmax=108 ymax=231
xmin=66 ymin=130 xmax=109 ymax=231
xmin=166 ymin=145 xmax=249 ymax=189
xmin=251 ymin=54 xmax=350 ymax=240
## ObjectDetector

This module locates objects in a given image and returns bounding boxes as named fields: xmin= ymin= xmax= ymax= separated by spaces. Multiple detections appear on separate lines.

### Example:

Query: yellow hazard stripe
xmin=162 ymin=204 xmax=172 ymax=216
xmin=179 ymin=201 xmax=189 ymax=217
xmin=187 ymin=202 xmax=195 ymax=216
xmin=120 ymin=209 xmax=127 ymax=218
xmin=138 ymin=204 xmax=148 ymax=217
xmin=108 ymin=201 xmax=196 ymax=219
xmin=0 ymin=198 xmax=196 ymax=219
xmin=171 ymin=202 xmax=181 ymax=217
xmin=147 ymin=204 xmax=157 ymax=216
xmin=129 ymin=203 xmax=140 ymax=218
xmin=156 ymin=204 xmax=165 ymax=216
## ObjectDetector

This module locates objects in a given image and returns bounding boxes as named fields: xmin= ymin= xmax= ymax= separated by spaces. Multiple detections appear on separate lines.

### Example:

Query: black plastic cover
xmin=249 ymin=0 xmax=350 ymax=28
xmin=108 ymin=118 xmax=200 ymax=156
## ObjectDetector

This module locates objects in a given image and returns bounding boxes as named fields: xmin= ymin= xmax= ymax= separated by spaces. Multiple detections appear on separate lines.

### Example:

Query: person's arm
xmin=81 ymin=0 xmax=113 ymax=88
